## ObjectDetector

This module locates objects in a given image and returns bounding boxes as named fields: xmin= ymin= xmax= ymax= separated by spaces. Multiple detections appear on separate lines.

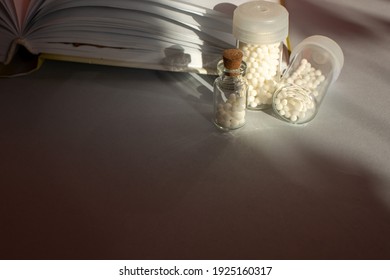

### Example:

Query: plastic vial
xmin=233 ymin=1 xmax=289 ymax=110
xmin=272 ymin=35 xmax=344 ymax=124
xmin=213 ymin=49 xmax=248 ymax=131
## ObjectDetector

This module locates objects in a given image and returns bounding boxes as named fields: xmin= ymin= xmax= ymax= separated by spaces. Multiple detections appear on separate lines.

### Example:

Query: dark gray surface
xmin=1 ymin=0 xmax=390 ymax=259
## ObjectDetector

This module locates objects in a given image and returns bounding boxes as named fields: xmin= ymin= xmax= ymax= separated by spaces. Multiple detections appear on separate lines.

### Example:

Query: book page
xmin=13 ymin=0 xmax=30 ymax=28
xmin=24 ymin=1 xmax=237 ymax=49
xmin=1 ymin=0 xmax=18 ymax=32
xmin=3 ymin=0 xmax=285 ymax=73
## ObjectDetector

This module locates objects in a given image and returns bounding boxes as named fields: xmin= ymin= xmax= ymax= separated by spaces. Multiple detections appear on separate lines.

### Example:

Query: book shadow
xmin=0 ymin=45 xmax=41 ymax=78
xmin=161 ymin=45 xmax=192 ymax=72
xmin=161 ymin=2 xmax=239 ymax=75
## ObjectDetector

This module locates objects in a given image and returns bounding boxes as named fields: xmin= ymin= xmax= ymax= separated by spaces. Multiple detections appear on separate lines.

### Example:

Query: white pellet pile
xmin=242 ymin=43 xmax=281 ymax=109
xmin=273 ymin=59 xmax=325 ymax=123
xmin=215 ymin=94 xmax=246 ymax=129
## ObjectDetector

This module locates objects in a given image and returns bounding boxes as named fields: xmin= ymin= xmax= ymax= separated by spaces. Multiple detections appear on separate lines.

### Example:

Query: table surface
xmin=1 ymin=0 xmax=390 ymax=259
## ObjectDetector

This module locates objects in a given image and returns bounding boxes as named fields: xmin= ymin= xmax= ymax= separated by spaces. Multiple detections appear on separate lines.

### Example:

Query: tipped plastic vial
xmin=233 ymin=1 xmax=289 ymax=110
xmin=213 ymin=49 xmax=248 ymax=131
xmin=272 ymin=35 xmax=344 ymax=124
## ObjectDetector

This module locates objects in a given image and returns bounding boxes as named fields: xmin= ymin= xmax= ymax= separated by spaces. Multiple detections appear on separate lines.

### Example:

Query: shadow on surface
xmin=286 ymin=0 xmax=366 ymax=35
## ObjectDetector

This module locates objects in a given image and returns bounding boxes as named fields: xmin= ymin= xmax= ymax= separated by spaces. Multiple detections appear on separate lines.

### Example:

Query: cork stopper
xmin=223 ymin=49 xmax=243 ymax=70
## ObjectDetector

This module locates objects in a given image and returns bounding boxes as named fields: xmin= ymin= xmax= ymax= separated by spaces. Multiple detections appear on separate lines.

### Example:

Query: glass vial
xmin=233 ymin=1 xmax=289 ymax=110
xmin=213 ymin=49 xmax=248 ymax=131
xmin=272 ymin=35 xmax=344 ymax=124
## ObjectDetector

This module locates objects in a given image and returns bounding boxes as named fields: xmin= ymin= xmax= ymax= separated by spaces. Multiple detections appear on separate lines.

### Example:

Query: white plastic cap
xmin=291 ymin=35 xmax=344 ymax=83
xmin=233 ymin=1 xmax=289 ymax=45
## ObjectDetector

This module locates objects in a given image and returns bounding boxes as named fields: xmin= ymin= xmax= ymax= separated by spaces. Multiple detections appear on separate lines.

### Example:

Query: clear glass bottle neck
xmin=217 ymin=60 xmax=247 ymax=78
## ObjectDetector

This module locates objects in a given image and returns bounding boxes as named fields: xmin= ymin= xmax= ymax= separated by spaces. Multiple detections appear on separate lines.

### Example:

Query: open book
xmin=0 ymin=0 xmax=284 ymax=76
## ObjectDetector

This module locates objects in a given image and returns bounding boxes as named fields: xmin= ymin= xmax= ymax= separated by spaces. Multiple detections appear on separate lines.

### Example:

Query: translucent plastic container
xmin=272 ymin=35 xmax=344 ymax=124
xmin=233 ymin=1 xmax=289 ymax=110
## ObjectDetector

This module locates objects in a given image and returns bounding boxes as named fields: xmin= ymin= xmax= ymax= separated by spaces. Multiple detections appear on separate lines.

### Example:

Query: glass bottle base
xmin=213 ymin=120 xmax=245 ymax=131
